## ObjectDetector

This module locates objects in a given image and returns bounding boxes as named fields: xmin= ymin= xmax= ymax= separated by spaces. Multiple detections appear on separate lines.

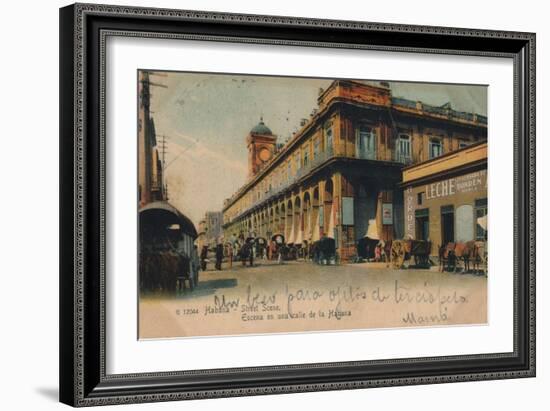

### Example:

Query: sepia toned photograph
xmin=137 ymin=71 xmax=488 ymax=339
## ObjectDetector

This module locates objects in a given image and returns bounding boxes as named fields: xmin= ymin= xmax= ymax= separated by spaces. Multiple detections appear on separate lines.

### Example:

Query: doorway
xmin=415 ymin=208 xmax=429 ymax=241
xmin=441 ymin=205 xmax=454 ymax=244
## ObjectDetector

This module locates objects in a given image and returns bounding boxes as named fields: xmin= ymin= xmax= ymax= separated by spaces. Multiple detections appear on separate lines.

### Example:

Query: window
xmin=287 ymin=161 xmax=292 ymax=181
xmin=475 ymin=198 xmax=488 ymax=240
xmin=397 ymin=134 xmax=411 ymax=163
xmin=357 ymin=125 xmax=376 ymax=159
xmin=429 ymin=138 xmax=443 ymax=159
xmin=313 ymin=137 xmax=320 ymax=159
xmin=303 ymin=147 xmax=309 ymax=167
xmin=324 ymin=123 xmax=333 ymax=154
xmin=417 ymin=192 xmax=423 ymax=205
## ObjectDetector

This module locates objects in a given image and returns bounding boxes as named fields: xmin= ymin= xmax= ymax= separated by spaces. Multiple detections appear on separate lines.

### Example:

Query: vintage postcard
xmin=138 ymin=71 xmax=488 ymax=339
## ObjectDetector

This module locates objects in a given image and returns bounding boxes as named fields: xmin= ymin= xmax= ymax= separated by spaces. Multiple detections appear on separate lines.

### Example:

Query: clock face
xmin=258 ymin=147 xmax=271 ymax=162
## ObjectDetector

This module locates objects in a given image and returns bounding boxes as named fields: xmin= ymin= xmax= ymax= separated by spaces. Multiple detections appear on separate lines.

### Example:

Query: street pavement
xmin=139 ymin=258 xmax=487 ymax=339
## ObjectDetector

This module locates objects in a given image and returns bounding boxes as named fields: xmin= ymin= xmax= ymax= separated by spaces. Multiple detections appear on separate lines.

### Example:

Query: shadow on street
xmin=177 ymin=278 xmax=238 ymax=299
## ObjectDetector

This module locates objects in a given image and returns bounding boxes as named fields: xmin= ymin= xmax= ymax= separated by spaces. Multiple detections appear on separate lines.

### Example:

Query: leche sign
xmin=425 ymin=170 xmax=487 ymax=200
xmin=382 ymin=203 xmax=393 ymax=225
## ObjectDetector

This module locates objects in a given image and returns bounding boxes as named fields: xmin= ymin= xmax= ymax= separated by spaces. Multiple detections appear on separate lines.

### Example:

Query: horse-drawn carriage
xmin=356 ymin=237 xmax=380 ymax=260
xmin=439 ymin=241 xmax=487 ymax=275
xmin=270 ymin=234 xmax=286 ymax=260
xmin=254 ymin=237 xmax=267 ymax=258
xmin=390 ymin=239 xmax=432 ymax=269
xmin=139 ymin=201 xmax=199 ymax=294
xmin=311 ymin=237 xmax=337 ymax=265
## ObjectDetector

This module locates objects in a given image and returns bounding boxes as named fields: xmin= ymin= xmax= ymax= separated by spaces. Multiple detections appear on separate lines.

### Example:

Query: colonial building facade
xmin=402 ymin=142 xmax=488 ymax=256
xmin=222 ymin=80 xmax=487 ymax=261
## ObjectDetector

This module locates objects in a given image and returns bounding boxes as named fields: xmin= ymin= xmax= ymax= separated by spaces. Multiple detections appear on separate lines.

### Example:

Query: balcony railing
xmin=234 ymin=151 xmax=335 ymax=217
xmin=227 ymin=147 xmax=414 ymax=223
xmin=355 ymin=150 xmax=377 ymax=160
xmin=393 ymin=152 xmax=413 ymax=165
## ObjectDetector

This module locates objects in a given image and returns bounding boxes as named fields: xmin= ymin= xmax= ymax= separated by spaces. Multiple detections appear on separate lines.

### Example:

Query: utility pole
xmin=158 ymin=134 xmax=168 ymax=200
xmin=138 ymin=70 xmax=168 ymax=206
xmin=158 ymin=134 xmax=168 ymax=174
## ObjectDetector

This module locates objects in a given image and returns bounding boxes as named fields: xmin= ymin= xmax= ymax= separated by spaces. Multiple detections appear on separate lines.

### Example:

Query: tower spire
xmin=247 ymin=119 xmax=277 ymax=178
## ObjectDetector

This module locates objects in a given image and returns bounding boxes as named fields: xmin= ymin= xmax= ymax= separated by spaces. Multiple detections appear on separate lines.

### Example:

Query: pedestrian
xmin=227 ymin=243 xmax=233 ymax=269
xmin=277 ymin=245 xmax=283 ymax=265
xmin=374 ymin=244 xmax=381 ymax=262
xmin=191 ymin=245 xmax=200 ymax=286
xmin=200 ymin=245 xmax=208 ymax=271
xmin=378 ymin=240 xmax=387 ymax=264
xmin=240 ymin=243 xmax=247 ymax=266
xmin=268 ymin=241 xmax=275 ymax=261
xmin=215 ymin=243 xmax=223 ymax=270
xmin=249 ymin=243 xmax=254 ymax=267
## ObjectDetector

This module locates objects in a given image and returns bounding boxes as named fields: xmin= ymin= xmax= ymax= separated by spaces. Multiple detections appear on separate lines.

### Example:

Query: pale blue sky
xmin=147 ymin=71 xmax=487 ymax=225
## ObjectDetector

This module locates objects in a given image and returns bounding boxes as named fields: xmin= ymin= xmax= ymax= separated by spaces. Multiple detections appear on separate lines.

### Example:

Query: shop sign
xmin=342 ymin=197 xmax=354 ymax=225
xmin=382 ymin=203 xmax=393 ymax=225
xmin=425 ymin=170 xmax=486 ymax=200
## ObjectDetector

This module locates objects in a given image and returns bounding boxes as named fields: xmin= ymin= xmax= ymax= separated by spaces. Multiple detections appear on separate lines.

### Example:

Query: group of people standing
xmin=199 ymin=242 xmax=237 ymax=272
xmin=198 ymin=238 xmax=288 ymax=272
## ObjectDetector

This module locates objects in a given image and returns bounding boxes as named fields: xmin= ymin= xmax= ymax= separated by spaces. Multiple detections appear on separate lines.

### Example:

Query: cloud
xmin=165 ymin=130 xmax=247 ymax=174
xmin=160 ymin=129 xmax=247 ymax=225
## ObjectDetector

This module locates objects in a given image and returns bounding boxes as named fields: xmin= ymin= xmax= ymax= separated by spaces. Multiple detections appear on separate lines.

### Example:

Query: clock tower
xmin=246 ymin=118 xmax=277 ymax=178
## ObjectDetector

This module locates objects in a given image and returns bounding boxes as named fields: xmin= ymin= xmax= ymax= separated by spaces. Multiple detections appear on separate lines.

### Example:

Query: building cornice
xmin=400 ymin=159 xmax=487 ymax=188
xmin=224 ymin=93 xmax=487 ymax=213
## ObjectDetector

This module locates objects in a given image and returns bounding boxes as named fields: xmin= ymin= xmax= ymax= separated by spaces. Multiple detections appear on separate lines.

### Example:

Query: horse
xmin=390 ymin=240 xmax=410 ymax=269
xmin=139 ymin=250 xmax=184 ymax=294
xmin=439 ymin=241 xmax=485 ymax=274
xmin=472 ymin=241 xmax=488 ymax=275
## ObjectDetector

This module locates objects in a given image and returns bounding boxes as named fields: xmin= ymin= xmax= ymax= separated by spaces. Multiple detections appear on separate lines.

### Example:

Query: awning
xmin=295 ymin=228 xmax=303 ymax=245
xmin=139 ymin=201 xmax=198 ymax=239
xmin=364 ymin=219 xmax=379 ymax=240
xmin=312 ymin=214 xmax=320 ymax=242
xmin=305 ymin=213 xmax=312 ymax=241
xmin=326 ymin=207 xmax=335 ymax=239
xmin=287 ymin=223 xmax=295 ymax=244
xmin=477 ymin=214 xmax=488 ymax=231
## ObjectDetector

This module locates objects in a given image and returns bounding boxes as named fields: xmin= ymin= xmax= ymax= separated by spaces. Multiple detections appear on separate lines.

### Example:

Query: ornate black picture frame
xmin=59 ymin=3 xmax=535 ymax=407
